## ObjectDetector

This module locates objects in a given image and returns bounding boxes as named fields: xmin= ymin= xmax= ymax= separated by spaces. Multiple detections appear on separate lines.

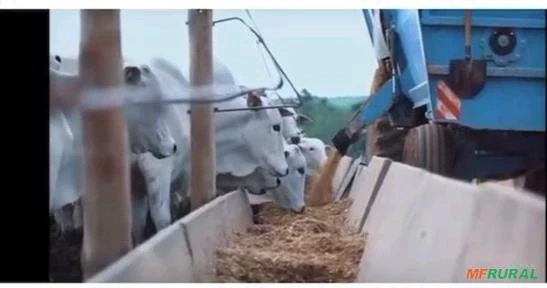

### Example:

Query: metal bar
xmin=362 ymin=10 xmax=375 ymax=40
xmin=74 ymin=15 xmax=302 ymax=114
xmin=211 ymin=16 xmax=304 ymax=108
xmin=79 ymin=9 xmax=133 ymax=280
xmin=420 ymin=11 xmax=546 ymax=29
xmin=186 ymin=104 xmax=300 ymax=114
xmin=427 ymin=64 xmax=546 ymax=78
xmin=188 ymin=9 xmax=216 ymax=211
xmin=78 ymin=84 xmax=281 ymax=110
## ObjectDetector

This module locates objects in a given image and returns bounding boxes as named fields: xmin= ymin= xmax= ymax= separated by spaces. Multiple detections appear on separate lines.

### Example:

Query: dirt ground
xmin=49 ymin=217 xmax=83 ymax=282
xmin=49 ymin=214 xmax=159 ymax=282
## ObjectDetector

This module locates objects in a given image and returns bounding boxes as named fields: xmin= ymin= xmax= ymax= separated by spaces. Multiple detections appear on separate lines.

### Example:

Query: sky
xmin=49 ymin=10 xmax=377 ymax=98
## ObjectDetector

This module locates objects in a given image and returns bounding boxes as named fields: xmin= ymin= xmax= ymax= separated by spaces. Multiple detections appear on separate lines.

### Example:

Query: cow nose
xmin=276 ymin=178 xmax=281 ymax=185
xmin=290 ymin=136 xmax=300 ymax=144
xmin=124 ymin=67 xmax=141 ymax=85
xmin=172 ymin=144 xmax=177 ymax=153
xmin=284 ymin=151 xmax=289 ymax=158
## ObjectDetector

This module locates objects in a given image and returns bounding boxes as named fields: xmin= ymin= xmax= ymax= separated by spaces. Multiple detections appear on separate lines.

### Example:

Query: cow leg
xmin=131 ymin=193 xmax=148 ymax=246
xmin=49 ymin=111 xmax=66 ymax=210
xmin=138 ymin=153 xmax=174 ymax=233
xmin=170 ymin=174 xmax=190 ymax=222
xmin=130 ymin=155 xmax=149 ymax=246
xmin=148 ymin=190 xmax=171 ymax=232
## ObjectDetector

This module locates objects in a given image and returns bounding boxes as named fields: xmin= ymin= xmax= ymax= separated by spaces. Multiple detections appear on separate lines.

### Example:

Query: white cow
xmin=137 ymin=57 xmax=289 ymax=179
xmin=124 ymin=58 xmax=289 ymax=225
xmin=242 ymin=96 xmax=326 ymax=178
xmin=130 ymin=152 xmax=175 ymax=244
xmin=259 ymin=99 xmax=330 ymax=178
xmin=49 ymin=55 xmax=83 ymax=232
xmin=120 ymin=60 xmax=190 ymax=243
xmin=281 ymin=107 xmax=312 ymax=145
xmin=217 ymin=142 xmax=308 ymax=213
xmin=49 ymin=55 xmax=179 ymax=244
xmin=298 ymin=137 xmax=329 ymax=176
xmin=263 ymin=97 xmax=312 ymax=145
xmin=213 ymin=94 xmax=311 ymax=213
xmin=266 ymin=143 xmax=307 ymax=212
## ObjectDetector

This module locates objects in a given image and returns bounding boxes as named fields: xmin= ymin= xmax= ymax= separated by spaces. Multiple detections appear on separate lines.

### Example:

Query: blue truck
xmin=332 ymin=10 xmax=545 ymax=193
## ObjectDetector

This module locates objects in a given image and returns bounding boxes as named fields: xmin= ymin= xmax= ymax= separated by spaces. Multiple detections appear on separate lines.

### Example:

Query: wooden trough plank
xmin=452 ymin=182 xmax=545 ymax=282
xmin=331 ymin=156 xmax=354 ymax=194
xmin=347 ymin=154 xmax=374 ymax=201
xmin=356 ymin=162 xmax=545 ymax=282
xmin=181 ymin=189 xmax=253 ymax=282
xmin=356 ymin=162 xmax=483 ymax=282
xmin=346 ymin=157 xmax=392 ymax=232
xmin=88 ymin=221 xmax=193 ymax=282
xmin=348 ymin=165 xmax=367 ymax=201
xmin=89 ymin=189 xmax=253 ymax=282
xmin=335 ymin=158 xmax=362 ymax=200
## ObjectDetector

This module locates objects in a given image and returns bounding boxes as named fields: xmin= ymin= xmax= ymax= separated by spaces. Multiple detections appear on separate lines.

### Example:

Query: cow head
xmin=242 ymin=93 xmax=289 ymax=178
xmin=123 ymin=63 xmax=177 ymax=159
xmin=49 ymin=54 xmax=83 ymax=109
xmin=279 ymin=107 xmax=300 ymax=144
xmin=278 ymin=107 xmax=313 ymax=145
xmin=268 ymin=144 xmax=307 ymax=213
xmin=298 ymin=137 xmax=328 ymax=176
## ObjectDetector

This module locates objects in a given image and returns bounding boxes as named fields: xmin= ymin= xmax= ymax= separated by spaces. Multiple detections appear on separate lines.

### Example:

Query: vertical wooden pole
xmin=79 ymin=9 xmax=132 ymax=280
xmin=188 ymin=9 xmax=216 ymax=210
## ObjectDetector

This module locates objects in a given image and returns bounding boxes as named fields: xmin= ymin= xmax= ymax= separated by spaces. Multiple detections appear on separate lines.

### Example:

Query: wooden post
xmin=79 ymin=9 xmax=132 ymax=280
xmin=188 ymin=9 xmax=216 ymax=210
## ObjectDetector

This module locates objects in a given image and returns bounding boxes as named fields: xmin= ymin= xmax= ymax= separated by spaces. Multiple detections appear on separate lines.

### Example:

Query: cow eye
xmin=297 ymin=167 xmax=305 ymax=175
xmin=309 ymin=147 xmax=315 ymax=151
xmin=272 ymin=124 xmax=281 ymax=132
xmin=142 ymin=66 xmax=151 ymax=74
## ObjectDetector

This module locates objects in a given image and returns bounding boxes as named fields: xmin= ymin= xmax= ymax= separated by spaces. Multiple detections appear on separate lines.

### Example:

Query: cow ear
xmin=296 ymin=114 xmax=312 ymax=125
xmin=246 ymin=92 xmax=263 ymax=108
xmin=279 ymin=107 xmax=294 ymax=117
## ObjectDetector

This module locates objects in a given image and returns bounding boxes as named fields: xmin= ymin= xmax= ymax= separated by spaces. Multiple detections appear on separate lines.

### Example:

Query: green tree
xmin=295 ymin=89 xmax=366 ymax=158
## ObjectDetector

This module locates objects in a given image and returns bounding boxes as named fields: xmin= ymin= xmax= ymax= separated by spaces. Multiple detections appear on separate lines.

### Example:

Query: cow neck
xmin=215 ymin=109 xmax=250 ymax=156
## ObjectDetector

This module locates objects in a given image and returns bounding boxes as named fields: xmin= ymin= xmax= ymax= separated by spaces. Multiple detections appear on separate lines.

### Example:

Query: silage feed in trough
xmin=216 ymin=198 xmax=366 ymax=282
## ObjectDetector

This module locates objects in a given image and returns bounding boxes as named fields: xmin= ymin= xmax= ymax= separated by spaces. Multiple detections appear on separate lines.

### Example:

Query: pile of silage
xmin=216 ymin=198 xmax=366 ymax=282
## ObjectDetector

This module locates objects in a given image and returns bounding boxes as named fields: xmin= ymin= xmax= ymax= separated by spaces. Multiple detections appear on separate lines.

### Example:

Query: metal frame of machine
xmin=332 ymin=9 xmax=545 ymax=191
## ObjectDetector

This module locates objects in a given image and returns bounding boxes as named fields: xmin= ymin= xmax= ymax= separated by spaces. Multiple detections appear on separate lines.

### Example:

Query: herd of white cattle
xmin=49 ymin=54 xmax=332 ymax=245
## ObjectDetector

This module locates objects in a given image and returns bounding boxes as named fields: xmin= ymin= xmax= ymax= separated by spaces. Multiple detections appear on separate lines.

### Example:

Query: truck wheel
xmin=402 ymin=123 xmax=455 ymax=176
xmin=366 ymin=115 xmax=408 ymax=162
